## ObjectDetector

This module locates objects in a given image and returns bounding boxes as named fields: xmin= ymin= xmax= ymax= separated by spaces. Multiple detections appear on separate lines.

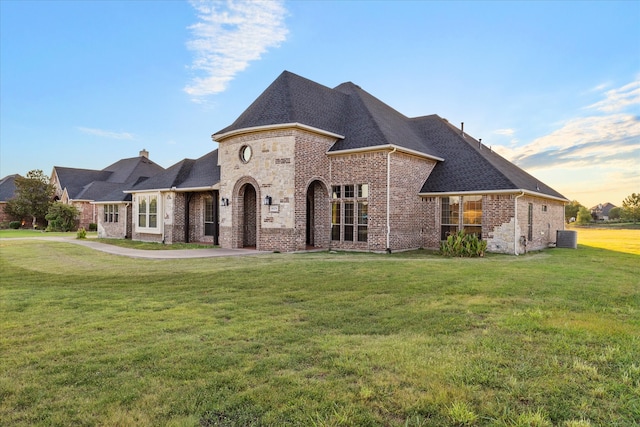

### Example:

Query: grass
xmin=94 ymin=238 xmax=217 ymax=250
xmin=1 ymin=233 xmax=638 ymax=426
xmin=0 ymin=229 xmax=95 ymax=239
xmin=569 ymin=227 xmax=640 ymax=255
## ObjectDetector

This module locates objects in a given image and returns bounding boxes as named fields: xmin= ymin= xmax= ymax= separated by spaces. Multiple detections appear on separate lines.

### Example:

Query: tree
xmin=564 ymin=200 xmax=583 ymax=223
xmin=46 ymin=202 xmax=80 ymax=232
xmin=576 ymin=207 xmax=592 ymax=225
xmin=608 ymin=206 xmax=622 ymax=220
xmin=621 ymin=192 xmax=640 ymax=223
xmin=5 ymin=170 xmax=55 ymax=228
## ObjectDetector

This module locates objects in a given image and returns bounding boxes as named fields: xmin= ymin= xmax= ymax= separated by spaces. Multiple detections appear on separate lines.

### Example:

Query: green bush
xmin=88 ymin=223 xmax=98 ymax=232
xmin=46 ymin=202 xmax=80 ymax=232
xmin=9 ymin=221 xmax=21 ymax=229
xmin=440 ymin=230 xmax=487 ymax=257
xmin=76 ymin=227 xmax=87 ymax=239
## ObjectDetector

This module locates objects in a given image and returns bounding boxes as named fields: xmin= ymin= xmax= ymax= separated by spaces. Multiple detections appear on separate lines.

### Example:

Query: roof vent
xmin=461 ymin=122 xmax=464 ymax=137
xmin=479 ymin=138 xmax=482 ymax=149
xmin=139 ymin=149 xmax=149 ymax=158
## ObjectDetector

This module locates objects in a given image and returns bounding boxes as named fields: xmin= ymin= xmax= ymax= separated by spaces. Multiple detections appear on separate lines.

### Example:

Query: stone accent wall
xmin=218 ymin=129 xmax=337 ymax=252
xmin=483 ymin=194 xmax=564 ymax=254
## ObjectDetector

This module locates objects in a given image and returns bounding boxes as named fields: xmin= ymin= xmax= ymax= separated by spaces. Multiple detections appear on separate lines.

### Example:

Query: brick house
xmin=98 ymin=149 xmax=221 ymax=244
xmin=121 ymin=71 xmax=567 ymax=254
xmin=51 ymin=150 xmax=164 ymax=230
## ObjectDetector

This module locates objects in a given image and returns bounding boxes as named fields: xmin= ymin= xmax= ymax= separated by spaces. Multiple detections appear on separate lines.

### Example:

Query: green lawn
xmin=1 ymin=238 xmax=638 ymax=426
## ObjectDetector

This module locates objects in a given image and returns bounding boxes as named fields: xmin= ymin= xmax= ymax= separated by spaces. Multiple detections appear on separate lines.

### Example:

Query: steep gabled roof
xmin=215 ymin=71 xmax=348 ymax=137
xmin=128 ymin=149 xmax=220 ymax=193
xmin=0 ymin=174 xmax=19 ymax=202
xmin=53 ymin=167 xmax=112 ymax=199
xmin=55 ymin=154 xmax=165 ymax=202
xmin=214 ymin=70 xmax=566 ymax=200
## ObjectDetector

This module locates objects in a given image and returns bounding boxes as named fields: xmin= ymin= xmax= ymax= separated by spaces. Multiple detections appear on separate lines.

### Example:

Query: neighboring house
xmin=0 ymin=174 xmax=25 ymax=225
xmin=51 ymin=150 xmax=165 ymax=230
xmin=590 ymin=202 xmax=616 ymax=221
xmin=127 ymin=71 xmax=567 ymax=254
xmin=97 ymin=149 xmax=220 ymax=244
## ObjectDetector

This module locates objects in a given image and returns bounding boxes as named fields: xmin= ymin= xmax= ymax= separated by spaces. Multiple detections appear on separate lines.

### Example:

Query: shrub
xmin=440 ymin=230 xmax=487 ymax=257
xmin=9 ymin=221 xmax=21 ymax=229
xmin=88 ymin=223 xmax=98 ymax=232
xmin=76 ymin=227 xmax=87 ymax=239
xmin=46 ymin=202 xmax=80 ymax=232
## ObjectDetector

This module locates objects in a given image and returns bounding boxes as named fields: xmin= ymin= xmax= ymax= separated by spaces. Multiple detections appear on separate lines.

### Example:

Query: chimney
xmin=139 ymin=149 xmax=149 ymax=158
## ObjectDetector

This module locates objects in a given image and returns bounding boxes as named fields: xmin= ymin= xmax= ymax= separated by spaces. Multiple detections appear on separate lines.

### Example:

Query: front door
xmin=242 ymin=185 xmax=257 ymax=247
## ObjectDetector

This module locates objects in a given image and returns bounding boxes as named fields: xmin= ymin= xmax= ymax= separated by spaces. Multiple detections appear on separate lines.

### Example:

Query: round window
xmin=239 ymin=145 xmax=252 ymax=163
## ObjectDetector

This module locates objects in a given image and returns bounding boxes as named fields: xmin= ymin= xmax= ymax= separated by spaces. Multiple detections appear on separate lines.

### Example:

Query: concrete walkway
xmin=5 ymin=236 xmax=272 ymax=259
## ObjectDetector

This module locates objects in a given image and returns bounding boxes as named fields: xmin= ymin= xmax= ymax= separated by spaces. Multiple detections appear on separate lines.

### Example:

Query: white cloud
xmin=184 ymin=0 xmax=288 ymax=100
xmin=77 ymin=127 xmax=135 ymax=140
xmin=587 ymin=79 xmax=640 ymax=112
xmin=490 ymin=78 xmax=640 ymax=206
xmin=493 ymin=128 xmax=515 ymax=136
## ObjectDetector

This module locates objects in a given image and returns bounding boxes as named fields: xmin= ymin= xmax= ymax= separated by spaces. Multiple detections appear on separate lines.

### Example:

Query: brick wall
xmin=96 ymin=204 xmax=127 ymax=238
xmin=73 ymin=201 xmax=95 ymax=229
xmin=330 ymin=151 xmax=436 ymax=252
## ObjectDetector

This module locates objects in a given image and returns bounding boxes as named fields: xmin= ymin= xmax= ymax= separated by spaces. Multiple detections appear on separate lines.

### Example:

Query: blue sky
xmin=1 ymin=0 xmax=638 ymax=208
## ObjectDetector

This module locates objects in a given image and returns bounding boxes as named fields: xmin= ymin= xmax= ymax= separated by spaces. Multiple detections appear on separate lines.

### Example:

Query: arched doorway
xmin=306 ymin=180 xmax=329 ymax=248
xmin=241 ymin=184 xmax=257 ymax=248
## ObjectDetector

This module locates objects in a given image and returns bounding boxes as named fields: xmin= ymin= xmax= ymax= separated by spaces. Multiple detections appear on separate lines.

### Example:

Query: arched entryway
xmin=306 ymin=180 xmax=330 ymax=249
xmin=241 ymin=184 xmax=257 ymax=248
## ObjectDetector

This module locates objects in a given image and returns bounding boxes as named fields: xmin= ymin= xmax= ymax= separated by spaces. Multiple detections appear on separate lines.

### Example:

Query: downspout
xmin=123 ymin=203 xmax=129 ymax=238
xmin=386 ymin=146 xmax=397 ymax=252
xmin=514 ymin=191 xmax=525 ymax=255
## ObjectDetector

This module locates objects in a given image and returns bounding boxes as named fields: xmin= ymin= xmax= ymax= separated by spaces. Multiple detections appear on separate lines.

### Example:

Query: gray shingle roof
xmin=129 ymin=149 xmax=220 ymax=192
xmin=0 ymin=174 xmax=19 ymax=202
xmin=55 ymin=155 xmax=165 ymax=202
xmin=215 ymin=70 xmax=566 ymax=200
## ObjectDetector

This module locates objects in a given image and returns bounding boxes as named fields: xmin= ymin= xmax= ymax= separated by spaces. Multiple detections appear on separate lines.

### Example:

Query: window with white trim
xmin=104 ymin=204 xmax=119 ymax=223
xmin=136 ymin=193 xmax=160 ymax=232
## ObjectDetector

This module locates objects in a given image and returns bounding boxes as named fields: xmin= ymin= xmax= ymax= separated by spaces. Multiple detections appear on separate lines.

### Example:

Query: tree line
xmin=565 ymin=195 xmax=640 ymax=225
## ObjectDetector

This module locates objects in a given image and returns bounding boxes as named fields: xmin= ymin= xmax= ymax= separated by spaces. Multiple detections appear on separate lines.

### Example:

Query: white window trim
xmin=134 ymin=192 xmax=162 ymax=234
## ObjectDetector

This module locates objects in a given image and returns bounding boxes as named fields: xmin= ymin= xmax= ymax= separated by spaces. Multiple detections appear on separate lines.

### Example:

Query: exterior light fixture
xmin=263 ymin=195 xmax=272 ymax=206
xmin=220 ymin=197 xmax=230 ymax=206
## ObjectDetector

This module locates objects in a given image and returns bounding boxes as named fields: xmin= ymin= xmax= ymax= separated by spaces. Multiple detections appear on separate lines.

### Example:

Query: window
xmin=357 ymin=202 xmax=368 ymax=242
xmin=441 ymin=196 xmax=483 ymax=240
xmin=239 ymin=145 xmax=252 ymax=163
xmin=205 ymin=196 xmax=215 ymax=236
xmin=344 ymin=202 xmax=354 ymax=241
xmin=331 ymin=184 xmax=369 ymax=243
xmin=331 ymin=202 xmax=341 ymax=241
xmin=527 ymin=203 xmax=533 ymax=241
xmin=104 ymin=204 xmax=119 ymax=223
xmin=441 ymin=196 xmax=460 ymax=239
xmin=462 ymin=195 xmax=482 ymax=239
xmin=136 ymin=194 xmax=160 ymax=232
